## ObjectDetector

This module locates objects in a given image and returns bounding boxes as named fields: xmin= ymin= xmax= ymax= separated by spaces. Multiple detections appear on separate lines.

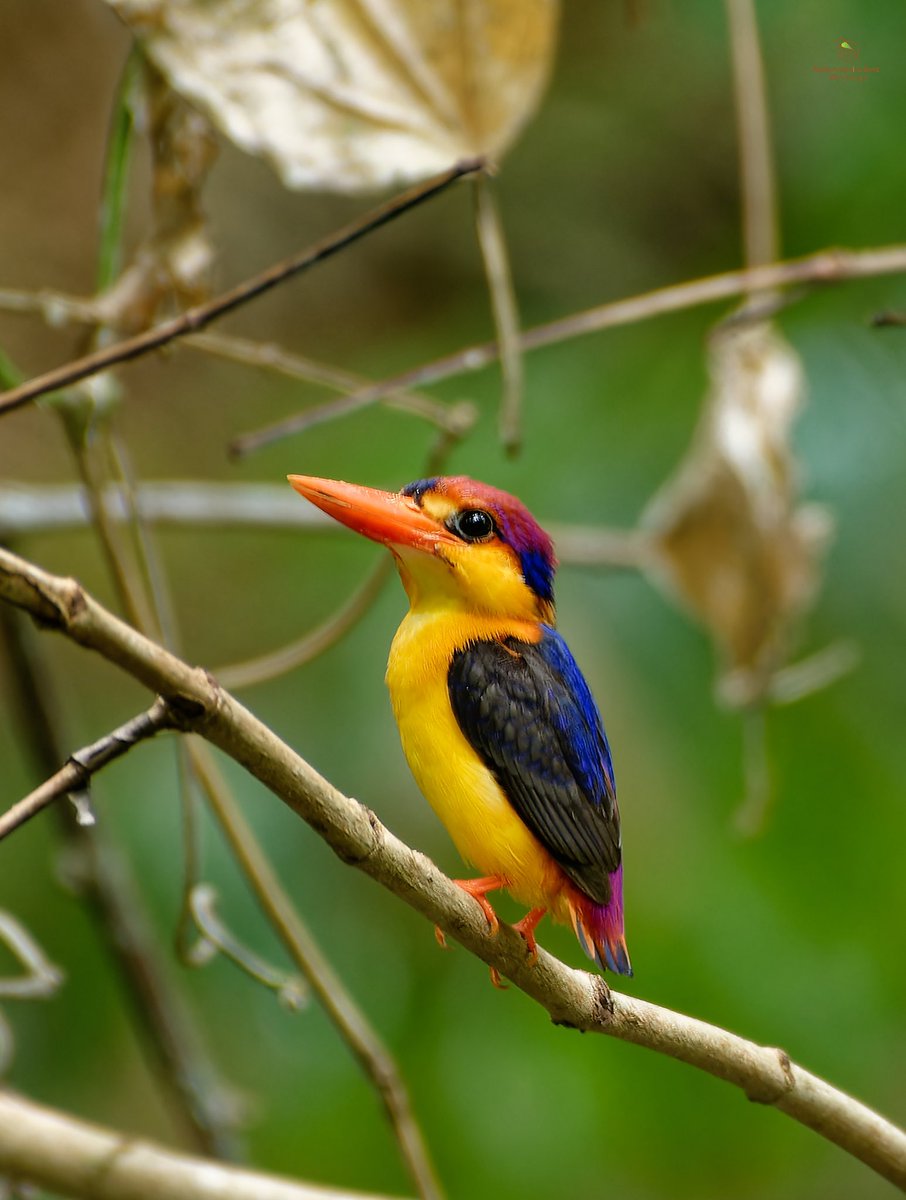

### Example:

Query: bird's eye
xmin=448 ymin=508 xmax=496 ymax=542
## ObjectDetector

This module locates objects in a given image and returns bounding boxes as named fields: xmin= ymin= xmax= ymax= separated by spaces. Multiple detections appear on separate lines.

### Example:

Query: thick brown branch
xmin=0 ymin=1090 xmax=406 ymax=1200
xmin=0 ymin=158 xmax=484 ymax=418
xmin=1 ymin=545 xmax=904 ymax=1189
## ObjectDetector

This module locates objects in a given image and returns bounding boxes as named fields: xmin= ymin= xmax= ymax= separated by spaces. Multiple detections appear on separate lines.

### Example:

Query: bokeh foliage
xmin=1 ymin=2 xmax=905 ymax=1199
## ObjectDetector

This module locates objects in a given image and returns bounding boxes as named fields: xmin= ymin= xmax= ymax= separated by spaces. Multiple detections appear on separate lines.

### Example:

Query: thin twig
xmin=68 ymin=431 xmax=163 ymax=639
xmin=185 ymin=332 xmax=466 ymax=434
xmin=0 ymin=158 xmax=485 ymax=418
xmin=0 ymin=1090 xmax=406 ymax=1200
xmin=1 ymin=546 xmax=904 ymax=1189
xmin=230 ymin=243 xmax=906 ymax=454
xmin=472 ymin=175 xmax=524 ymax=455
xmin=725 ymin=0 xmax=778 ymax=271
xmin=0 ymin=699 xmax=174 ymax=843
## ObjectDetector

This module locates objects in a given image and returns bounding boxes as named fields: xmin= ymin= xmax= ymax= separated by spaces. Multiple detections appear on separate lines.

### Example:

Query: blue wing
xmin=447 ymin=625 xmax=620 ymax=906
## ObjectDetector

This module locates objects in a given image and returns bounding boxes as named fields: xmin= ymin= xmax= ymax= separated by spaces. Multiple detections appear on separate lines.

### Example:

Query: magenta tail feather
xmin=568 ymin=865 xmax=632 ymax=977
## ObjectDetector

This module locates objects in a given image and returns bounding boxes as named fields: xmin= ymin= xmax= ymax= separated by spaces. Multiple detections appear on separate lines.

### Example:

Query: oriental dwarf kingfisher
xmin=288 ymin=473 xmax=632 ymax=977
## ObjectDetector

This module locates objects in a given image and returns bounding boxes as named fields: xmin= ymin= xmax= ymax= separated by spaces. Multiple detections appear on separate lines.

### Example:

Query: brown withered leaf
xmin=103 ymin=0 xmax=558 ymax=191
xmin=642 ymin=321 xmax=832 ymax=707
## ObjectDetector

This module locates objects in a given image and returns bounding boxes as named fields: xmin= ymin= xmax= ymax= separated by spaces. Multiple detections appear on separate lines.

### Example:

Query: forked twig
xmin=0 ymin=700 xmax=175 ymax=843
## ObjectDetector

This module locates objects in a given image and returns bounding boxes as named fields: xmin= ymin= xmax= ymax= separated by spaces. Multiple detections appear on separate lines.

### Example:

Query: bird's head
xmin=289 ymin=474 xmax=556 ymax=623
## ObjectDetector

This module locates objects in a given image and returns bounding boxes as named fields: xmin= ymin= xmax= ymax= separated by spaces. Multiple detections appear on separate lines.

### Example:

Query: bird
xmin=288 ymin=473 xmax=632 ymax=977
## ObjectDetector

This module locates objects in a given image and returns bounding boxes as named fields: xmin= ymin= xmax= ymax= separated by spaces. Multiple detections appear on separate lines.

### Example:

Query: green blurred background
xmin=1 ymin=1 xmax=905 ymax=1197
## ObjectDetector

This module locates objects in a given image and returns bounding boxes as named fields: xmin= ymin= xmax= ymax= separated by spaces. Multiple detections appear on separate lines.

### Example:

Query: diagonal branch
xmin=0 ymin=158 xmax=484 ymax=419
xmin=0 ymin=544 xmax=904 ymax=1189
xmin=0 ymin=1089 xmax=408 ymax=1200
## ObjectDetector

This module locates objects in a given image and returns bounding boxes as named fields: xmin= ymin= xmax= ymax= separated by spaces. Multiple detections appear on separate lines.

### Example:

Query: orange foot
xmin=513 ymin=907 xmax=547 ymax=962
xmin=434 ymin=876 xmax=504 ymax=949
xmin=452 ymin=875 xmax=505 ymax=934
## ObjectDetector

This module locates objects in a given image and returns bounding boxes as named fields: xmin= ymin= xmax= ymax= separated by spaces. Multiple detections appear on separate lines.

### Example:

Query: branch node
xmin=335 ymin=806 xmax=384 ymax=866
xmin=592 ymin=974 xmax=615 ymax=1020
xmin=746 ymin=1046 xmax=796 ymax=1105
xmin=164 ymin=692 xmax=208 ymax=725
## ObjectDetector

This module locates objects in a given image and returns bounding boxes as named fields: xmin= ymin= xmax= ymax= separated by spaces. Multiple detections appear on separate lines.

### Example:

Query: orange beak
xmin=288 ymin=475 xmax=453 ymax=552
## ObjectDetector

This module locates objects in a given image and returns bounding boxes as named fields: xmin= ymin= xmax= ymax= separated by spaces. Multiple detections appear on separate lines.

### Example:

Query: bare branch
xmin=0 ymin=1090 xmax=408 ymax=1200
xmin=0 ymin=699 xmax=175 ymax=843
xmin=0 ymin=158 xmax=485 ymax=418
xmin=1 ymin=546 xmax=904 ymax=1188
xmin=231 ymin=243 xmax=906 ymax=453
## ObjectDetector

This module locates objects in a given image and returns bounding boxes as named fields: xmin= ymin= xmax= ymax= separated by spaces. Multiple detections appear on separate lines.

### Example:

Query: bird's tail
xmin=568 ymin=866 xmax=632 ymax=977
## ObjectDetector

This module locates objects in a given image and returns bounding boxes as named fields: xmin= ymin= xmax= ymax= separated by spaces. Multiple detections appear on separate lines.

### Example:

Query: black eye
xmin=448 ymin=508 xmax=496 ymax=542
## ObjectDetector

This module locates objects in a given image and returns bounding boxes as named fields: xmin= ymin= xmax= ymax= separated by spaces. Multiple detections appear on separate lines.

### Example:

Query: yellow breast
xmin=385 ymin=610 xmax=568 ymax=915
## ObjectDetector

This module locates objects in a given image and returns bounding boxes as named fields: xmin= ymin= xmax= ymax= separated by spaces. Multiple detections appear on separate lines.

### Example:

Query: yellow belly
xmin=386 ymin=610 xmax=569 ymax=917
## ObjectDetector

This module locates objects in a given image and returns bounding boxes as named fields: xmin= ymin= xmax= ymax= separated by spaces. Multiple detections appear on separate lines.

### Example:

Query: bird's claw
xmin=512 ymin=907 xmax=546 ymax=964
xmin=452 ymin=877 xmax=503 ymax=936
xmin=489 ymin=966 xmax=508 ymax=989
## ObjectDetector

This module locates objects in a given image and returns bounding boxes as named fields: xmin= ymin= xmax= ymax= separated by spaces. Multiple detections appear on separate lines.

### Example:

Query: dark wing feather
xmin=447 ymin=626 xmax=620 ymax=905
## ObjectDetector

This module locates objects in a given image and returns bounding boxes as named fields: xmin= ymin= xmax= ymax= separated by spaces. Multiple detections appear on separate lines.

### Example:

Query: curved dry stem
xmin=217 ymin=556 xmax=392 ymax=690
xmin=1 ymin=545 xmax=904 ymax=1189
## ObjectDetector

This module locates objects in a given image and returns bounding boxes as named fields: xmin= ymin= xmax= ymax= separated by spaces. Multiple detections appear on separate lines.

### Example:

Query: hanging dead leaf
xmin=102 ymin=0 xmax=558 ymax=192
xmin=642 ymin=321 xmax=832 ymax=707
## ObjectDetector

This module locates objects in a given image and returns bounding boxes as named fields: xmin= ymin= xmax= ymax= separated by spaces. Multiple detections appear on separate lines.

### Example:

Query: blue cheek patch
xmin=519 ymin=547 xmax=555 ymax=604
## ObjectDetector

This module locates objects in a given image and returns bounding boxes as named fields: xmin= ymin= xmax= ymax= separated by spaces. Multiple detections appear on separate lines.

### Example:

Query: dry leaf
xmin=642 ymin=321 xmax=832 ymax=707
xmin=103 ymin=0 xmax=558 ymax=191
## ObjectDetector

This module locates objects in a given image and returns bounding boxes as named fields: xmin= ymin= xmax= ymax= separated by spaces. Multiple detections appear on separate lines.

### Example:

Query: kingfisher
xmin=288 ymin=474 xmax=632 ymax=977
